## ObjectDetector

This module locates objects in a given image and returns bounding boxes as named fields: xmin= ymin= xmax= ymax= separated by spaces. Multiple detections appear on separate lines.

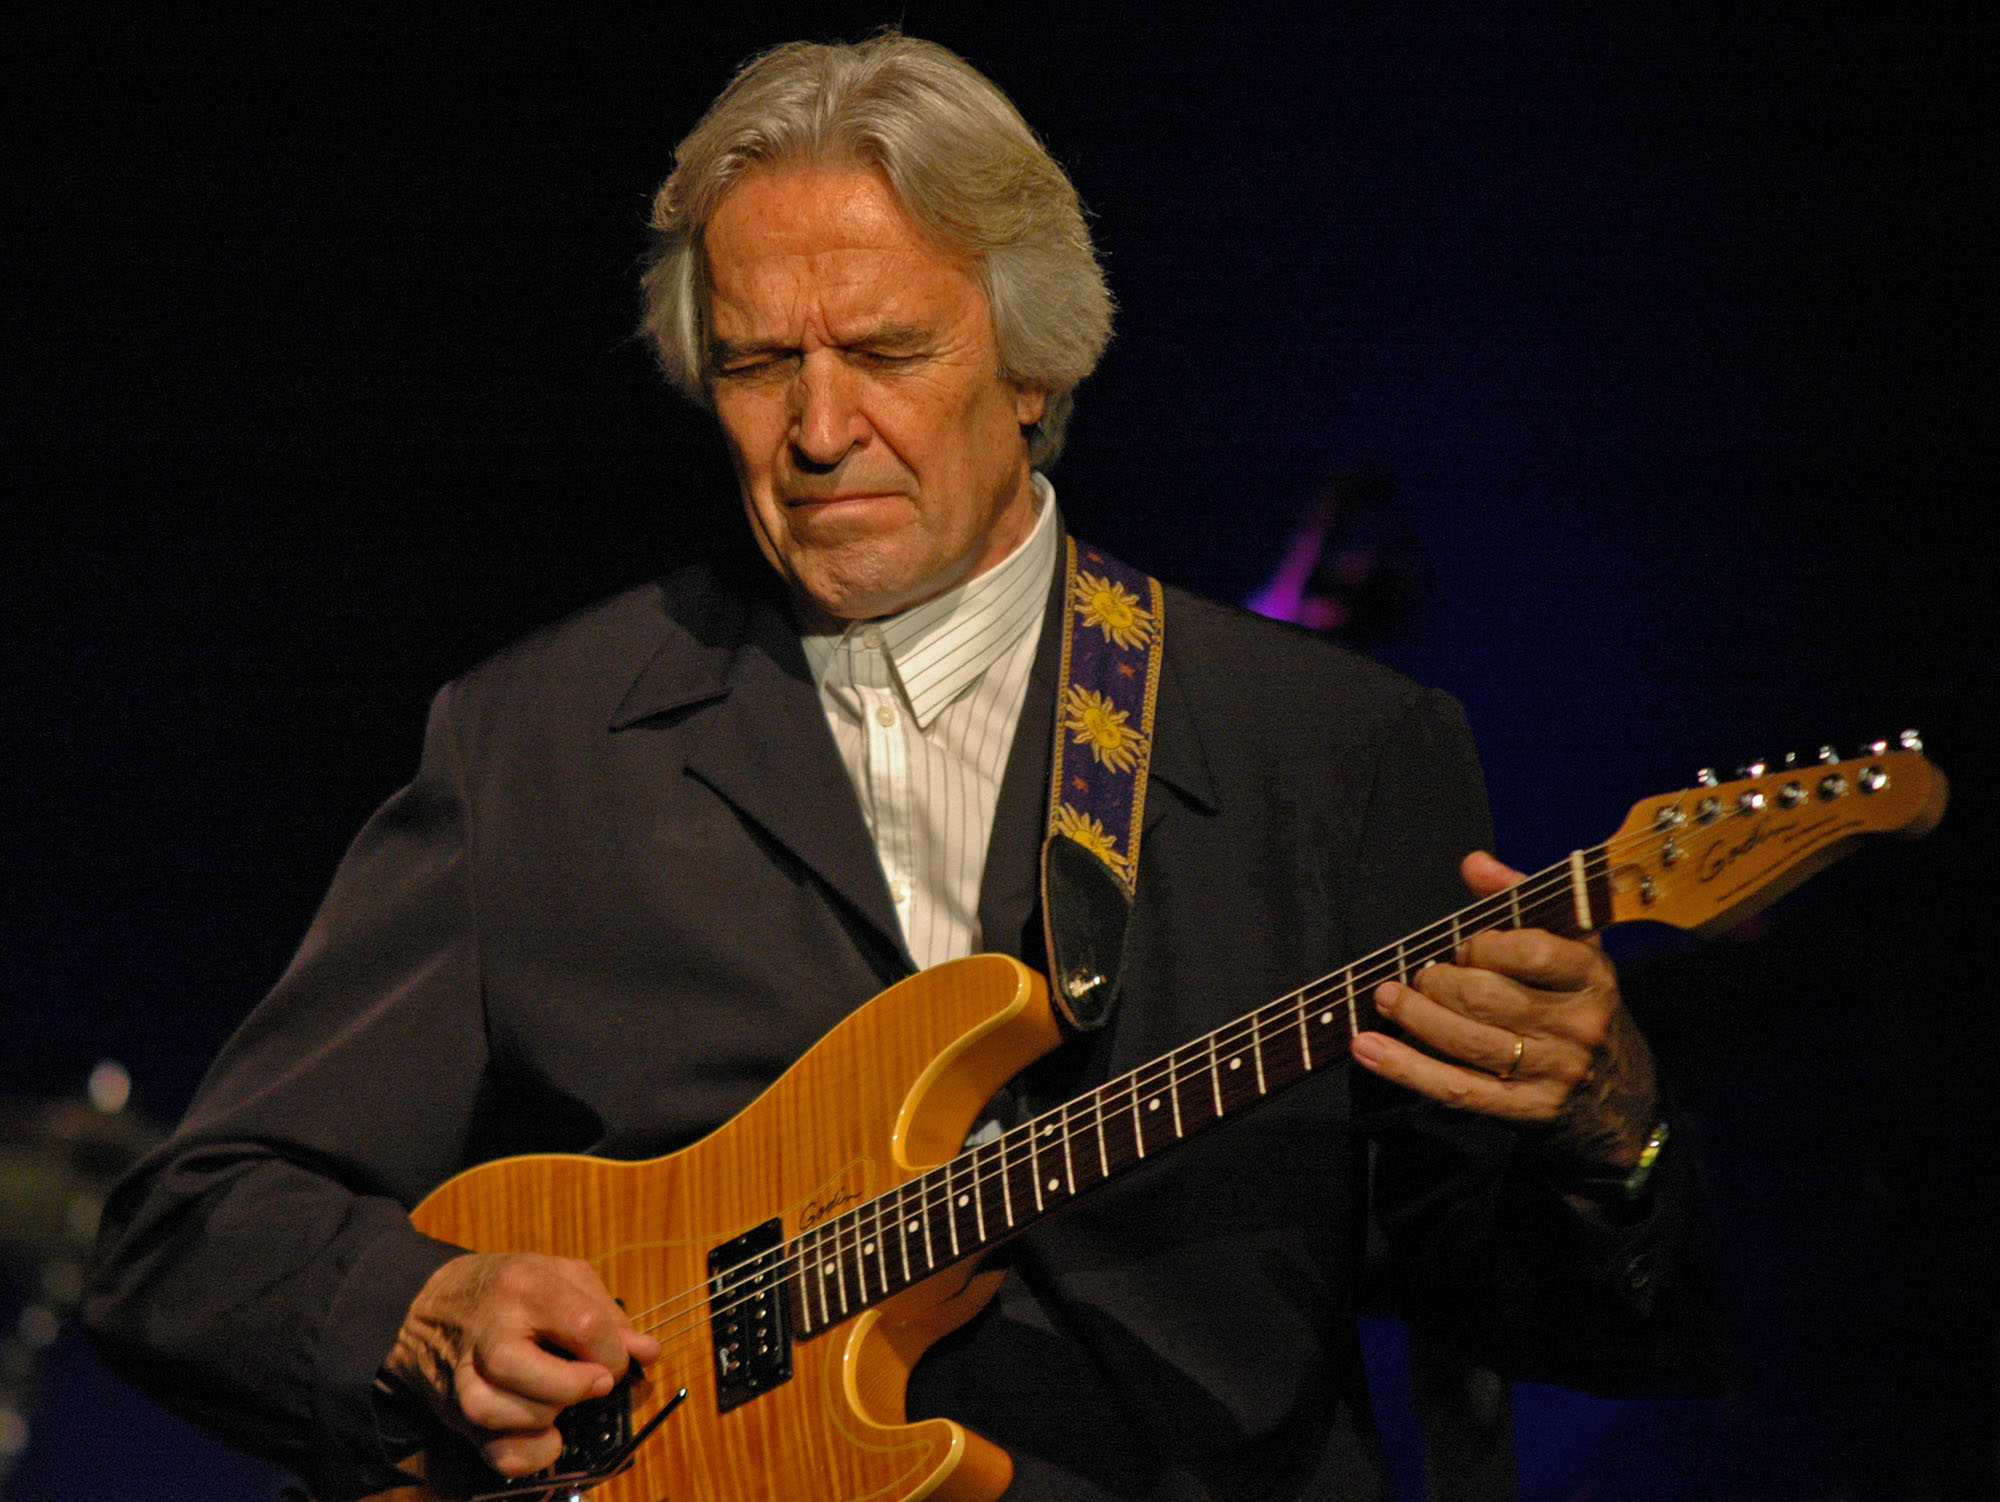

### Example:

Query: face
xmin=703 ymin=165 xmax=1047 ymax=626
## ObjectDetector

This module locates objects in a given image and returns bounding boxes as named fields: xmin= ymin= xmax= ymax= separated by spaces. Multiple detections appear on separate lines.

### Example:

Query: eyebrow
xmin=708 ymin=323 xmax=936 ymax=367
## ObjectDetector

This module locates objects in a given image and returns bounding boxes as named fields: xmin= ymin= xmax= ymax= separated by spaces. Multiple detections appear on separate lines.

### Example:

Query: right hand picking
xmin=386 ymin=1251 xmax=662 ymax=1478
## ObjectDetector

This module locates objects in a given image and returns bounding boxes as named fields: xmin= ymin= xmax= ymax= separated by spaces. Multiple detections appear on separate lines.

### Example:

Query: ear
xmin=1012 ymin=381 xmax=1048 ymax=428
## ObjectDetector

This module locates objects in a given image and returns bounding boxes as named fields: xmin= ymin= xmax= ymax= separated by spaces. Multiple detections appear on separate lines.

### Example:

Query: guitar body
xmin=388 ymin=953 xmax=1063 ymax=1502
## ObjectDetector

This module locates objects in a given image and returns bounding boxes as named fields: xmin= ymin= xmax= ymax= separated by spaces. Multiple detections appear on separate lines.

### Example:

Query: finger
xmin=480 ymin=1426 xmax=566 ymax=1479
xmin=1350 ymin=1028 xmax=1555 ymax=1123
xmin=621 ymin=1322 xmax=662 ymax=1366
xmin=487 ymin=1256 xmax=636 ymax=1378
xmin=1460 ymin=849 xmax=1528 ymax=898
xmin=1374 ymin=980 xmax=1533 ymax=1075
xmin=1401 ymin=960 xmax=1539 ymax=1030
xmin=451 ymin=1359 xmax=570 ymax=1433
xmin=475 ymin=1332 xmax=616 ymax=1410
xmin=1457 ymin=926 xmax=1602 ymax=992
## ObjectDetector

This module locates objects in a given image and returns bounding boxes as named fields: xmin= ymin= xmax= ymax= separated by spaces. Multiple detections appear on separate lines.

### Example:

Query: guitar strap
xmin=1039 ymin=537 xmax=1165 ymax=1030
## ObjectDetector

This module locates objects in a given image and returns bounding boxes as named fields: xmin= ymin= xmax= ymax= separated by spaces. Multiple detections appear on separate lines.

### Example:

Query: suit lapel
xmin=611 ymin=569 xmax=913 ymax=974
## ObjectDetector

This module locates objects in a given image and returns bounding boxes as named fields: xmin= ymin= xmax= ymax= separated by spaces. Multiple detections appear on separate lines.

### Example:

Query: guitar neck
xmin=784 ymin=847 xmax=1609 ymax=1336
xmin=782 ymin=741 xmax=1946 ymax=1335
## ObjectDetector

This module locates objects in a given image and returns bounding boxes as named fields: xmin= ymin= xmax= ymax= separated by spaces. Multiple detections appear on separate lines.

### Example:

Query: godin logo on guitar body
xmin=800 ymin=1184 xmax=862 ymax=1229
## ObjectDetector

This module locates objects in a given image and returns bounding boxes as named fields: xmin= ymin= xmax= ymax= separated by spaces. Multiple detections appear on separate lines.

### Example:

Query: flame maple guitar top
xmin=385 ymin=953 xmax=1063 ymax=1502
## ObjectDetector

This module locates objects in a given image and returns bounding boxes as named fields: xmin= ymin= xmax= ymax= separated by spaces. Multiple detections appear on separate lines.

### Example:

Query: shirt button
xmin=861 ymin=626 xmax=886 ymax=649
xmin=890 ymin=878 xmax=910 ymax=903
xmin=874 ymin=704 xmax=897 ymax=727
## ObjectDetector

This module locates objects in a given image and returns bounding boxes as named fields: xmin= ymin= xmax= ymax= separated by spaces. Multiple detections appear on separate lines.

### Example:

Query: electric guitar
xmin=380 ymin=741 xmax=1945 ymax=1502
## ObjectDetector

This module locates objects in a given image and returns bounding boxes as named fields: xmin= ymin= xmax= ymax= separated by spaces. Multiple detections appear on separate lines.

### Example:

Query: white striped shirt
xmin=800 ymin=476 xmax=1058 ymax=971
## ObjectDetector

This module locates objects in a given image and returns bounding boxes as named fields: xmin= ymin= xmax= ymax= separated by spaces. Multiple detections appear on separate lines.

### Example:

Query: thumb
xmin=1460 ymin=848 xmax=1527 ymax=897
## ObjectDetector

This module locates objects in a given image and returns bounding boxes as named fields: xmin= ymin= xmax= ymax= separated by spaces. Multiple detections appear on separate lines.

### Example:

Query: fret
xmin=1094 ymin=1090 xmax=1112 ymax=1179
xmin=1206 ymin=1033 xmax=1224 ymax=1118
xmin=1507 ymin=883 xmax=1523 ymax=929
xmin=1250 ymin=1010 xmax=1267 ymax=1094
xmin=998 ymin=1130 xmax=1017 ymax=1228
xmin=1130 ymin=1073 xmax=1148 ymax=1159
xmin=884 ymin=1200 xmax=900 ymax=1296
xmin=827 ymin=1235 xmax=848 ymax=1319
xmin=970 ymin=1147 xmax=989 ymax=1244
xmin=1168 ymin=1049 xmax=1185 ymax=1137
xmin=812 ymin=1230 xmax=832 ymax=1329
xmin=860 ymin=1208 xmax=884 ymax=1300
xmin=1060 ymin=1104 xmax=1076 ymax=1196
xmin=1345 ymin=969 xmax=1359 ymax=1039
xmin=1298 ymin=999 xmax=1314 ymax=1072
xmin=837 ymin=1225 xmax=859 ymax=1315
xmin=849 ymin=1213 xmax=870 ymax=1304
xmin=942 ymin=1161 xmax=962 ymax=1260
xmin=919 ymin=1176 xmax=938 ymax=1271
xmin=895 ymin=1188 xmax=914 ymax=1285
xmin=1031 ymin=1123 xmax=1047 ymax=1213
xmin=790 ymin=1255 xmax=815 ymax=1337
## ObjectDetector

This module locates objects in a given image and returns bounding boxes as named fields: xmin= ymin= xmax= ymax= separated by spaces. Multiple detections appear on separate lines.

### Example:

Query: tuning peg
xmin=1817 ymin=745 xmax=1840 ymax=765
xmin=1865 ymin=739 xmax=1889 ymax=756
xmin=1899 ymin=729 xmax=1923 ymax=752
xmin=1695 ymin=768 xmax=1720 ymax=787
xmin=1737 ymin=761 xmax=1767 ymax=779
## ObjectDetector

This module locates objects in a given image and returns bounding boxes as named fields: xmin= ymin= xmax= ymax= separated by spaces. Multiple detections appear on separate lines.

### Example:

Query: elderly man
xmin=86 ymin=34 xmax=1710 ymax=1502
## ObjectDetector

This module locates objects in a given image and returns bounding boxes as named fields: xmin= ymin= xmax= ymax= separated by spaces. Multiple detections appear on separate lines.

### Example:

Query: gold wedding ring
xmin=1496 ymin=1033 xmax=1525 ymax=1081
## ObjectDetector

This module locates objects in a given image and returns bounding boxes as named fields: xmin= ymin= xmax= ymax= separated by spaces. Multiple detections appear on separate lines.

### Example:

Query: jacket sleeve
xmin=1349 ymin=688 xmax=1722 ymax=1395
xmin=83 ymin=683 xmax=490 ymax=1499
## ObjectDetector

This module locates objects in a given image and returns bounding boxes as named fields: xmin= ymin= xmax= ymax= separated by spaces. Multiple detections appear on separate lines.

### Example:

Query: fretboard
xmin=781 ymin=843 xmax=1611 ymax=1337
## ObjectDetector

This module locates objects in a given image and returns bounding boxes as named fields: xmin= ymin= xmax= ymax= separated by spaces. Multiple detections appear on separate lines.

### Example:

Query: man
xmin=86 ymin=34 xmax=1711 ymax=1501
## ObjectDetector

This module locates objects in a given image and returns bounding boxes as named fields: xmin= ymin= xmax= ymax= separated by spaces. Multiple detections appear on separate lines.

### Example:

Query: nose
xmin=789 ymin=352 xmax=868 ymax=471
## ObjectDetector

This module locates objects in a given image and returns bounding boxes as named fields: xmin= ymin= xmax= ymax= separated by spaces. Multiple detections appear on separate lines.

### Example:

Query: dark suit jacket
xmin=84 ymin=546 xmax=1713 ymax=1501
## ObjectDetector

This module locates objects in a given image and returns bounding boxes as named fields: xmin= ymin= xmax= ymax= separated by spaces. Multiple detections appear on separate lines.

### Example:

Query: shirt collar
xmin=801 ymin=474 xmax=1059 ymax=729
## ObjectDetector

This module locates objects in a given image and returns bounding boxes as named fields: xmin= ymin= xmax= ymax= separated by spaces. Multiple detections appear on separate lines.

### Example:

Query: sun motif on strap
xmin=1063 ymin=686 xmax=1141 ymax=772
xmin=1074 ymin=571 xmax=1156 ymax=649
xmin=1053 ymin=802 xmax=1127 ymax=871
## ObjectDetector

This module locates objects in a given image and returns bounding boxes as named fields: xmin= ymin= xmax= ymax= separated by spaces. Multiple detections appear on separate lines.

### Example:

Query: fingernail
xmin=1352 ymin=1034 xmax=1386 ymax=1066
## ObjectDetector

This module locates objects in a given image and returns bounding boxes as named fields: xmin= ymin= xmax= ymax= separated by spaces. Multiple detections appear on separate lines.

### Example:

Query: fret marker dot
xmin=823 ymin=1266 xmax=834 ymax=1277
xmin=1148 ymin=1098 xmax=1160 ymax=1110
xmin=863 ymin=1243 xmax=875 ymax=1256
xmin=1047 ymin=1178 xmax=1060 ymax=1192
xmin=905 ymin=1220 xmax=918 ymax=1234
xmin=1320 ymin=1011 xmax=1332 ymax=1025
xmin=1229 ymin=1057 xmax=1242 ymax=1071
xmin=956 ymin=1194 xmax=968 ymax=1207
xmin=1041 ymin=1125 xmax=1053 ymax=1137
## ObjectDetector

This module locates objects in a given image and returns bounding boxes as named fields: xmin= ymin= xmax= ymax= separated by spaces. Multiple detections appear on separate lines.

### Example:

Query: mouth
xmin=783 ymin=490 xmax=906 ymax=511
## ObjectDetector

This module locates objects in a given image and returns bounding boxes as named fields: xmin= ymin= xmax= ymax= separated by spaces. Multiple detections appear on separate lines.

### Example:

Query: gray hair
xmin=639 ymin=33 xmax=1113 ymax=467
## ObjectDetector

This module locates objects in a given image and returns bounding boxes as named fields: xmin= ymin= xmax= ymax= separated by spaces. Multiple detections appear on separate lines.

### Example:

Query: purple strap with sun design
xmin=1039 ymin=537 xmax=1164 ymax=1028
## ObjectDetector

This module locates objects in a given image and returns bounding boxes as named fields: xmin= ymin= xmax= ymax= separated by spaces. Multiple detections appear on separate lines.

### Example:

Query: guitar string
xmin=620 ymin=801 xmax=1720 ymax=1345
xmin=645 ymin=754 xmax=1913 ymax=1346
xmin=627 ymin=802 xmax=1728 ymax=1345
xmin=629 ymin=800 xmax=1743 ymax=1348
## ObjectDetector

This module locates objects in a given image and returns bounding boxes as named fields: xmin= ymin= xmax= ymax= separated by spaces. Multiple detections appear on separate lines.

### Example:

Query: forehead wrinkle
xmin=704 ymin=165 xmax=986 ymax=342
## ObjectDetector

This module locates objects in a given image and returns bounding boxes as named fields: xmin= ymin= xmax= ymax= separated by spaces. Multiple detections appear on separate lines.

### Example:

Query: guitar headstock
xmin=1601 ymin=736 xmax=1947 ymax=935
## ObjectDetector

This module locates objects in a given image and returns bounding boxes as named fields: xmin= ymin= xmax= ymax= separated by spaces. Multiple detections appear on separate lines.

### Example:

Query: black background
xmin=3 ymin=5 xmax=1993 ymax=1497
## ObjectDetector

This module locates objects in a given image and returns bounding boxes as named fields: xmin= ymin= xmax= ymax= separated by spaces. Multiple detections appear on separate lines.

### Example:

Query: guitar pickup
xmin=707 ymin=1217 xmax=794 ymax=1411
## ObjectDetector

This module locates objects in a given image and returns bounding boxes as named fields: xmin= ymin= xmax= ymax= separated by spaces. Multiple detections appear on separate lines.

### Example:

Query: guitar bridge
xmin=708 ymin=1217 xmax=794 ymax=1410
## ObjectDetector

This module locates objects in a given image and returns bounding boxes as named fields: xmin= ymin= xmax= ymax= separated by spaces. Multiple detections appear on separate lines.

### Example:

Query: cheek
xmin=714 ymin=394 xmax=782 ymax=473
